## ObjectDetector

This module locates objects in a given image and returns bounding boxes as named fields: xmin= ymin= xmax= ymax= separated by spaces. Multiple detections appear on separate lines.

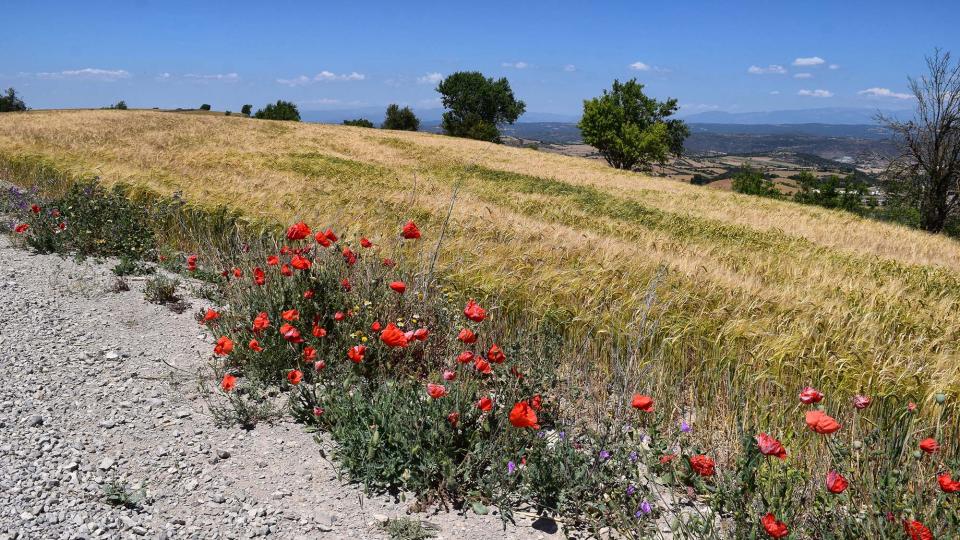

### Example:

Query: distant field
xmin=2 ymin=109 xmax=959 ymax=405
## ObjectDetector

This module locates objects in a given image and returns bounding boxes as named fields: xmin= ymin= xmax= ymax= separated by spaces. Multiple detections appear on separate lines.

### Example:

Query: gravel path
xmin=0 ymin=236 xmax=547 ymax=540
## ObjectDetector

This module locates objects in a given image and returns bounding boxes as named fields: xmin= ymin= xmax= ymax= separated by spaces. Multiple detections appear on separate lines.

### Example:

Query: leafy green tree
xmin=382 ymin=104 xmax=420 ymax=131
xmin=578 ymin=79 xmax=689 ymax=170
xmin=254 ymin=100 xmax=301 ymax=121
xmin=343 ymin=118 xmax=374 ymax=128
xmin=793 ymin=171 xmax=869 ymax=214
xmin=0 ymin=88 xmax=27 ymax=112
xmin=199 ymin=103 xmax=211 ymax=111
xmin=436 ymin=71 xmax=525 ymax=142
xmin=731 ymin=166 xmax=780 ymax=198
xmin=241 ymin=104 xmax=252 ymax=116
xmin=113 ymin=100 xmax=128 ymax=110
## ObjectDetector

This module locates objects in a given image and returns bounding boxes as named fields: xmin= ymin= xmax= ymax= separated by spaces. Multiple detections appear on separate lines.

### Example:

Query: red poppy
xmin=220 ymin=374 xmax=237 ymax=392
xmin=805 ymin=410 xmax=841 ymax=434
xmin=57 ymin=222 xmax=66 ymax=231
xmin=280 ymin=264 xmax=293 ymax=277
xmin=531 ymin=395 xmax=543 ymax=410
xmin=919 ymin=437 xmax=939 ymax=453
xmin=760 ymin=513 xmax=788 ymax=539
xmin=313 ymin=406 xmax=324 ymax=416
xmin=427 ymin=383 xmax=447 ymax=399
xmin=303 ymin=346 xmax=318 ymax=362
xmin=253 ymin=267 xmax=266 ymax=286
xmin=937 ymin=472 xmax=960 ymax=493
xmin=799 ymin=386 xmax=824 ymax=404
xmin=380 ymin=323 xmax=409 ymax=348
xmin=286 ymin=222 xmax=311 ymax=241
xmin=852 ymin=395 xmax=871 ymax=409
xmin=282 ymin=309 xmax=300 ymax=322
xmin=510 ymin=366 xmax=524 ymax=379
xmin=232 ymin=267 xmax=243 ymax=278
xmin=413 ymin=328 xmax=429 ymax=341
xmin=755 ymin=433 xmax=787 ymax=460
xmin=464 ymin=299 xmax=486 ymax=322
xmin=474 ymin=357 xmax=492 ymax=374
xmin=14 ymin=223 xmax=29 ymax=234
xmin=280 ymin=246 xmax=291 ymax=255
xmin=659 ymin=454 xmax=677 ymax=465
xmin=457 ymin=328 xmax=477 ymax=344
xmin=389 ymin=281 xmax=406 ymax=294
xmin=314 ymin=359 xmax=326 ymax=371
xmin=290 ymin=254 xmax=312 ymax=270
xmin=30 ymin=204 xmax=41 ymax=214
xmin=631 ymin=394 xmax=654 ymax=412
xmin=447 ymin=411 xmax=460 ymax=427
xmin=478 ymin=396 xmax=493 ymax=411
xmin=457 ymin=351 xmax=475 ymax=364
xmin=248 ymin=339 xmax=263 ymax=352
xmin=487 ymin=344 xmax=506 ymax=363
xmin=252 ymin=312 xmax=270 ymax=333
xmin=908 ymin=402 xmax=918 ymax=412
xmin=342 ymin=247 xmax=357 ymax=266
xmin=312 ymin=324 xmax=327 ymax=338
xmin=826 ymin=470 xmax=848 ymax=494
xmin=334 ymin=311 xmax=345 ymax=321
xmin=186 ymin=254 xmax=198 ymax=272
xmin=280 ymin=323 xmax=304 ymax=343
xmin=287 ymin=369 xmax=303 ymax=385
xmin=382 ymin=258 xmax=395 ymax=267
xmin=323 ymin=228 xmax=338 ymax=242
xmin=509 ymin=401 xmax=540 ymax=429
xmin=360 ymin=237 xmax=373 ymax=248
xmin=442 ymin=369 xmax=456 ymax=381
xmin=402 ymin=220 xmax=421 ymax=239
xmin=203 ymin=309 xmax=220 ymax=323
xmin=303 ymin=289 xmax=314 ymax=299
xmin=348 ymin=345 xmax=366 ymax=363
xmin=315 ymin=232 xmax=332 ymax=248
xmin=689 ymin=455 xmax=715 ymax=477
xmin=341 ymin=278 xmax=352 ymax=291
xmin=266 ymin=255 xmax=279 ymax=266
xmin=904 ymin=520 xmax=934 ymax=540
xmin=213 ymin=336 xmax=234 ymax=356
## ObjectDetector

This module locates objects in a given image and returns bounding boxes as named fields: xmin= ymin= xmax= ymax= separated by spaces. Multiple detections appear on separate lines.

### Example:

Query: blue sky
xmin=2 ymin=0 xmax=956 ymax=116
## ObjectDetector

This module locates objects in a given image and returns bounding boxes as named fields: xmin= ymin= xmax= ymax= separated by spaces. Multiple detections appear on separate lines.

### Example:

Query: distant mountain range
xmin=300 ymin=108 xmax=578 ymax=125
xmin=680 ymin=107 xmax=911 ymax=125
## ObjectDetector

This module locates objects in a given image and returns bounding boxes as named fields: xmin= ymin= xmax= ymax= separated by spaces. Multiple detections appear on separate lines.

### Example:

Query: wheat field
xmin=2 ymin=109 xmax=959 ymax=405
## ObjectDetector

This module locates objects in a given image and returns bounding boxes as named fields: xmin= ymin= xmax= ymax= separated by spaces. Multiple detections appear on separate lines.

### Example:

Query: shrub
xmin=0 ymin=87 xmax=27 ymax=112
xmin=225 ymin=110 xmax=232 ymax=116
xmin=731 ymin=166 xmax=780 ymax=197
xmin=241 ymin=104 xmax=252 ymax=116
xmin=200 ymin=104 xmax=211 ymax=111
xmin=382 ymin=104 xmax=420 ymax=131
xmin=437 ymin=72 xmax=525 ymax=142
xmin=144 ymin=275 xmax=181 ymax=305
xmin=343 ymin=118 xmax=374 ymax=128
xmin=254 ymin=100 xmax=300 ymax=121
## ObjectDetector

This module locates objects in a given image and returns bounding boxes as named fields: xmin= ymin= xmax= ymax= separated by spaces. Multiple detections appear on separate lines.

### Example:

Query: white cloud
xmin=769 ymin=90 xmax=781 ymax=95
xmin=828 ymin=64 xmax=840 ymax=70
xmin=793 ymin=56 xmax=825 ymax=67
xmin=184 ymin=72 xmax=240 ymax=82
xmin=417 ymin=72 xmax=443 ymax=85
xmin=630 ymin=61 xmax=651 ymax=71
xmin=35 ymin=68 xmax=131 ymax=81
xmin=798 ymin=89 xmax=833 ymax=98
xmin=679 ymin=103 xmax=721 ymax=112
xmin=298 ymin=98 xmax=342 ymax=105
xmin=747 ymin=64 xmax=787 ymax=75
xmin=277 ymin=71 xmax=366 ymax=86
xmin=858 ymin=87 xmax=912 ymax=100
xmin=277 ymin=75 xmax=312 ymax=87
xmin=501 ymin=61 xmax=528 ymax=69
xmin=564 ymin=64 xmax=576 ymax=72
xmin=156 ymin=72 xmax=171 ymax=81
xmin=793 ymin=72 xmax=813 ymax=79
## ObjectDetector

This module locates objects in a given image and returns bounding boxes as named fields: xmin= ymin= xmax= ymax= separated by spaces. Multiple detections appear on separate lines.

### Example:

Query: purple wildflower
xmin=626 ymin=484 xmax=636 ymax=496
xmin=507 ymin=461 xmax=516 ymax=475
xmin=680 ymin=420 xmax=691 ymax=433
xmin=599 ymin=450 xmax=611 ymax=461
xmin=629 ymin=451 xmax=638 ymax=462
xmin=640 ymin=500 xmax=652 ymax=514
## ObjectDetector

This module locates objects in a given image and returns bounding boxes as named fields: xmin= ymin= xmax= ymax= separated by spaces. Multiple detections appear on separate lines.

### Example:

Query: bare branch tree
xmin=878 ymin=49 xmax=960 ymax=233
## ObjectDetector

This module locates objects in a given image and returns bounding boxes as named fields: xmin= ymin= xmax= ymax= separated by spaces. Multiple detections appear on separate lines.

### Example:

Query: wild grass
xmin=1 ymin=109 xmax=960 ymax=423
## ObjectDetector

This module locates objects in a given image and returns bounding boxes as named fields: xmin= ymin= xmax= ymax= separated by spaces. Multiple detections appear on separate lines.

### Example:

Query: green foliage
xmin=381 ymin=518 xmax=438 ymax=540
xmin=731 ymin=166 xmax=780 ymax=198
xmin=437 ymin=72 xmax=526 ymax=142
xmin=102 ymin=478 xmax=146 ymax=509
xmin=690 ymin=174 xmax=711 ymax=186
xmin=254 ymin=100 xmax=301 ymax=121
xmin=199 ymin=103 xmax=212 ymax=111
xmin=793 ymin=172 xmax=871 ymax=214
xmin=342 ymin=118 xmax=375 ymax=128
xmin=106 ymin=100 xmax=128 ymax=110
xmin=112 ymin=257 xmax=154 ymax=276
xmin=0 ymin=87 xmax=27 ymax=112
xmin=578 ymin=79 xmax=689 ymax=170
xmin=382 ymin=104 xmax=420 ymax=131
xmin=225 ymin=110 xmax=232 ymax=116
xmin=143 ymin=275 xmax=181 ymax=305
xmin=240 ymin=104 xmax=252 ymax=116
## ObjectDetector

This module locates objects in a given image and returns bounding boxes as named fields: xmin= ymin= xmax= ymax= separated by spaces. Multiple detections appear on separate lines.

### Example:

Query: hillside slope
xmin=2 ymin=110 xmax=959 ymax=400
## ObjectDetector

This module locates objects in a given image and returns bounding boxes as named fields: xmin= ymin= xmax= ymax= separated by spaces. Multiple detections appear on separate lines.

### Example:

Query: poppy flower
xmin=290 ymin=254 xmax=312 ymax=270
xmin=689 ymin=455 xmax=715 ymax=477
xmin=442 ymin=369 xmax=456 ymax=381
xmin=323 ymin=228 xmax=338 ymax=242
xmin=248 ymin=339 xmax=263 ymax=352
xmin=360 ymin=237 xmax=373 ymax=248
xmin=303 ymin=289 xmax=314 ymax=299
xmin=457 ymin=351 xmax=475 ymax=364
xmin=464 ymin=299 xmax=486 ymax=322
xmin=253 ymin=267 xmax=266 ymax=286
xmin=287 ymin=369 xmax=303 ymax=385
xmin=904 ymin=520 xmax=934 ymax=540
xmin=312 ymin=324 xmax=327 ymax=338
xmin=51 ymin=209 xmax=60 ymax=218
xmin=266 ymin=255 xmax=279 ymax=266
xmin=510 ymin=366 xmax=524 ymax=379
xmin=474 ymin=357 xmax=492 ymax=374
xmin=937 ymin=472 xmax=960 ymax=493
xmin=413 ymin=328 xmax=429 ymax=341
xmin=342 ymin=247 xmax=357 ymax=266
xmin=341 ymin=278 xmax=351 ymax=291
xmin=659 ymin=454 xmax=677 ymax=465
xmin=14 ymin=223 xmax=29 ymax=234
xmin=315 ymin=232 xmax=332 ymax=248
xmin=382 ymin=258 xmax=395 ymax=267
xmin=282 ymin=309 xmax=300 ymax=322
xmin=908 ymin=402 xmax=918 ymax=412
xmin=252 ymin=312 xmax=270 ymax=333
xmin=57 ymin=222 xmax=66 ymax=231
xmin=478 ymin=396 xmax=493 ymax=412
xmin=760 ymin=513 xmax=788 ymax=539
xmin=427 ymin=383 xmax=447 ymax=399
xmin=280 ymin=246 xmax=291 ymax=255
xmin=280 ymin=323 xmax=304 ymax=343
xmin=232 ymin=267 xmax=243 ymax=278
xmin=303 ymin=346 xmax=318 ymax=362
xmin=30 ymin=204 xmax=41 ymax=214
xmin=286 ymin=222 xmax=311 ymax=241
xmin=755 ymin=433 xmax=787 ymax=460
xmin=203 ymin=309 xmax=220 ymax=323
xmin=220 ymin=374 xmax=237 ymax=392
xmin=314 ymin=360 xmax=326 ymax=371
xmin=380 ymin=323 xmax=409 ymax=348
xmin=280 ymin=264 xmax=293 ymax=277
xmin=805 ymin=410 xmax=841 ymax=434
xmin=447 ymin=411 xmax=460 ymax=427
xmin=509 ymin=401 xmax=540 ymax=429
xmin=799 ymin=386 xmax=824 ymax=404
xmin=531 ymin=395 xmax=543 ymax=410
xmin=348 ymin=345 xmax=366 ymax=363
xmin=631 ymin=394 xmax=654 ymax=412
xmin=826 ymin=470 xmax=848 ymax=494
xmin=402 ymin=220 xmax=421 ymax=239
xmin=213 ymin=336 xmax=234 ymax=356
xmin=334 ymin=311 xmax=345 ymax=321
xmin=186 ymin=254 xmax=198 ymax=272
xmin=457 ymin=328 xmax=477 ymax=344
xmin=389 ymin=281 xmax=406 ymax=294
xmin=313 ymin=406 xmax=324 ymax=416
xmin=487 ymin=344 xmax=506 ymax=364
xmin=852 ymin=395 xmax=871 ymax=409
xmin=919 ymin=437 xmax=939 ymax=453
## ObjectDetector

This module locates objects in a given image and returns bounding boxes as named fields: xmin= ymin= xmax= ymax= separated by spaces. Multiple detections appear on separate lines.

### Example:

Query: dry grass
xmin=2 ymin=109 xmax=959 ymax=407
